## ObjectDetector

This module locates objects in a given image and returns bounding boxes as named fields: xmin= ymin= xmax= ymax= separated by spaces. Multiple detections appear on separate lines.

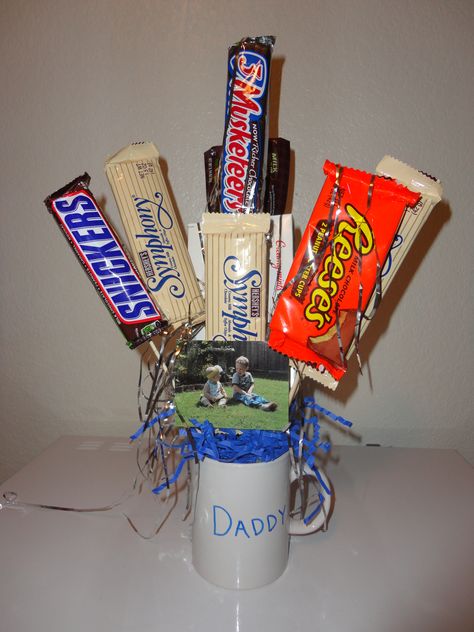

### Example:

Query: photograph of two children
xmin=173 ymin=341 xmax=289 ymax=430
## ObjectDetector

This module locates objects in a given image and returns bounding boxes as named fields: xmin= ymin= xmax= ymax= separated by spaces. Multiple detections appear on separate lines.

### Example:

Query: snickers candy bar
xmin=44 ymin=174 xmax=167 ymax=349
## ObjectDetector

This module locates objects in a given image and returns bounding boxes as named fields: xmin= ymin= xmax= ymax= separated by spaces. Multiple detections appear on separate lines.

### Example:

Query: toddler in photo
xmin=232 ymin=356 xmax=278 ymax=411
xmin=200 ymin=365 xmax=228 ymax=407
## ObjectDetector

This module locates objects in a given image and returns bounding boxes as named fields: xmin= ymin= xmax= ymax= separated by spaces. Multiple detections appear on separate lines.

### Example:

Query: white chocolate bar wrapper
xmin=188 ymin=214 xmax=293 ymax=340
xmin=105 ymin=142 xmax=205 ymax=328
xmin=202 ymin=212 xmax=271 ymax=341
xmin=268 ymin=214 xmax=294 ymax=321
xmin=302 ymin=155 xmax=443 ymax=390
xmin=186 ymin=220 xmax=205 ymax=340
xmin=187 ymin=223 xmax=205 ymax=290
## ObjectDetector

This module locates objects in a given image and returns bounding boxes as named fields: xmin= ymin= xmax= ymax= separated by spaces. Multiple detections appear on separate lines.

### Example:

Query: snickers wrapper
xmin=44 ymin=173 xmax=167 ymax=349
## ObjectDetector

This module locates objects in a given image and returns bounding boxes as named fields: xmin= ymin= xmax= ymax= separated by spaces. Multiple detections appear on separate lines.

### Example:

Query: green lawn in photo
xmin=174 ymin=376 xmax=289 ymax=431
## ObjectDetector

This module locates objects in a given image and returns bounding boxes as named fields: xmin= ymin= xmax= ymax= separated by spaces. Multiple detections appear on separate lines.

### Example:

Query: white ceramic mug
xmin=191 ymin=450 xmax=332 ymax=590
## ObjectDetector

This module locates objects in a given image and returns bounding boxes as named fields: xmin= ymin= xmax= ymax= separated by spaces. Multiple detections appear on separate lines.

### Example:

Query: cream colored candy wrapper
xmin=188 ymin=214 xmax=293 ymax=340
xmin=302 ymin=155 xmax=443 ymax=390
xmin=202 ymin=212 xmax=271 ymax=341
xmin=105 ymin=142 xmax=205 ymax=328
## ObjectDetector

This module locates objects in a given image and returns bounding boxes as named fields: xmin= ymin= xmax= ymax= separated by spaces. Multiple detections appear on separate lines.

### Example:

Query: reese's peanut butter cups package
xmin=301 ymin=156 xmax=443 ymax=389
xmin=269 ymin=160 xmax=420 ymax=384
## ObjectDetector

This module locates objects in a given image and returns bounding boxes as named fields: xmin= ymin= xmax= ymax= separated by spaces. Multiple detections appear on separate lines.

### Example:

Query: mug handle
xmin=288 ymin=464 xmax=333 ymax=535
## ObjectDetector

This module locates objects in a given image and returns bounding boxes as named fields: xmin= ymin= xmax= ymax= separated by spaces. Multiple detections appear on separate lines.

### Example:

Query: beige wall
xmin=1 ymin=0 xmax=473 ymax=481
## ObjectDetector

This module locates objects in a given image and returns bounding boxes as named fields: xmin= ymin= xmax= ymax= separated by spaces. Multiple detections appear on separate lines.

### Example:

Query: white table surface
xmin=0 ymin=436 xmax=473 ymax=632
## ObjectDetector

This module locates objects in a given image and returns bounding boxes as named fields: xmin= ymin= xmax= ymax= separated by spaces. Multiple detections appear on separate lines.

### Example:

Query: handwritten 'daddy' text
xmin=213 ymin=504 xmax=286 ymax=538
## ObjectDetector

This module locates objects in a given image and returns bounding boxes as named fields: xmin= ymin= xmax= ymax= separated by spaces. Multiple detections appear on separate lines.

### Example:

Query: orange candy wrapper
xmin=269 ymin=160 xmax=420 ymax=382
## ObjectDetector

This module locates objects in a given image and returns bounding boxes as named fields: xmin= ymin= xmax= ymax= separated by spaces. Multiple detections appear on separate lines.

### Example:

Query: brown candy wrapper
xmin=205 ymin=138 xmax=290 ymax=214
xmin=204 ymin=145 xmax=222 ymax=213
xmin=264 ymin=138 xmax=291 ymax=215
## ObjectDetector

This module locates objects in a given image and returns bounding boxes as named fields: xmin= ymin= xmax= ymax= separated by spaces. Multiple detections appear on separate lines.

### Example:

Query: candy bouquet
xmin=40 ymin=35 xmax=443 ymax=589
